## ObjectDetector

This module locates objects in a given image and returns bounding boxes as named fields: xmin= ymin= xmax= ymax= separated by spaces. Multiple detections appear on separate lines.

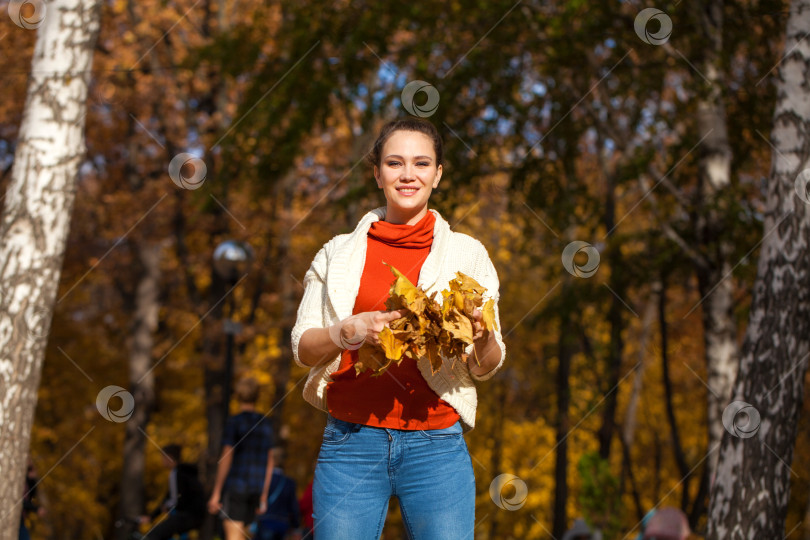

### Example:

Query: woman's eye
xmin=387 ymin=161 xmax=400 ymax=167
xmin=417 ymin=161 xmax=430 ymax=167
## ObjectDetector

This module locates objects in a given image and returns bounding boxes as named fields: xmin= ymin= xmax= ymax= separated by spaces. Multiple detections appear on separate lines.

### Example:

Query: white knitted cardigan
xmin=291 ymin=207 xmax=506 ymax=431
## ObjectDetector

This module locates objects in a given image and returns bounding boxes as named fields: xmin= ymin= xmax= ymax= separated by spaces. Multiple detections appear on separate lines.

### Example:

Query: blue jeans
xmin=313 ymin=415 xmax=475 ymax=540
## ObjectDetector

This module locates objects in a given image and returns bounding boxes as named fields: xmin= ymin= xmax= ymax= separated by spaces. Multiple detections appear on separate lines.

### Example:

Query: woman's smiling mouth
xmin=396 ymin=186 xmax=420 ymax=196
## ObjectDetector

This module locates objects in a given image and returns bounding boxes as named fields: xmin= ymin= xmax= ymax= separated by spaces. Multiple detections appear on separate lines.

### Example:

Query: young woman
xmin=292 ymin=118 xmax=506 ymax=539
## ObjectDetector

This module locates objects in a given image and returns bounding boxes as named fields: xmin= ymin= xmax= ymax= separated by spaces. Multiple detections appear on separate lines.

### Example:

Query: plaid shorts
xmin=222 ymin=491 xmax=261 ymax=523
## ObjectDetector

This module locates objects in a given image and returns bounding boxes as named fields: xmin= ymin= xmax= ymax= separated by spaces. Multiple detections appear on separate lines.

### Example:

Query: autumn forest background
xmin=1 ymin=0 xmax=810 ymax=538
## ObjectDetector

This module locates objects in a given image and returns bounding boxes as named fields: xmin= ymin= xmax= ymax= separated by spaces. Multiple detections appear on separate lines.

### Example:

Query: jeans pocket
xmin=418 ymin=421 xmax=463 ymax=440
xmin=322 ymin=416 xmax=354 ymax=445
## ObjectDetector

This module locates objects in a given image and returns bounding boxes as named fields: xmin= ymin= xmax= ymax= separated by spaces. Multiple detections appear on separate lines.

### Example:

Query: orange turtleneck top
xmin=325 ymin=210 xmax=460 ymax=430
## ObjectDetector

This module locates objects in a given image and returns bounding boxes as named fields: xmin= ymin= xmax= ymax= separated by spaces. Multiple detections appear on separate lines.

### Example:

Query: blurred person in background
xmin=254 ymin=448 xmax=302 ymax=540
xmin=208 ymin=377 xmax=276 ymax=540
xmin=561 ymin=518 xmax=597 ymax=540
xmin=140 ymin=444 xmax=205 ymax=540
xmin=19 ymin=459 xmax=46 ymax=540
xmin=640 ymin=507 xmax=690 ymax=540
xmin=298 ymin=478 xmax=313 ymax=539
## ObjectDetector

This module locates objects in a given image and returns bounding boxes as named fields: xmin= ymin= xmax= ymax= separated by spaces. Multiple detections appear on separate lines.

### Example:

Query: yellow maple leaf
xmin=356 ymin=346 xmax=391 ymax=376
xmin=379 ymin=326 xmax=408 ymax=362
xmin=384 ymin=262 xmax=428 ymax=314
xmin=441 ymin=308 xmax=474 ymax=344
xmin=449 ymin=272 xmax=486 ymax=296
xmin=482 ymin=297 xmax=498 ymax=332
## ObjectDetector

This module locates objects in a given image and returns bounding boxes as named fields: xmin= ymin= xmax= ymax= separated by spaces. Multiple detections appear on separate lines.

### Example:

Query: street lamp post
xmin=213 ymin=240 xmax=254 ymax=420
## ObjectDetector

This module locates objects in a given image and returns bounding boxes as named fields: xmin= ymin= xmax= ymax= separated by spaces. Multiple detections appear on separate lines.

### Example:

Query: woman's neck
xmin=385 ymin=205 xmax=429 ymax=225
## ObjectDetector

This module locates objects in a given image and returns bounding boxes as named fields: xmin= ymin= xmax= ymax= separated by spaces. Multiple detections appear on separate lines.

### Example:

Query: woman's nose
xmin=400 ymin=166 xmax=416 ymax=180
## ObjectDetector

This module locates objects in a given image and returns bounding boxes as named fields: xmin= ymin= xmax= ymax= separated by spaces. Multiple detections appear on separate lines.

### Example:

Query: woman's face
xmin=374 ymin=130 xmax=442 ymax=225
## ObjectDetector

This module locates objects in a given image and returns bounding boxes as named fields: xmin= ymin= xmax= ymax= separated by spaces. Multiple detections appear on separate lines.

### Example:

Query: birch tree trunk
xmin=621 ymin=285 xmax=658 ymax=521
xmin=0 ymin=0 xmax=102 ymax=536
xmin=707 ymin=0 xmax=810 ymax=536
xmin=689 ymin=0 xmax=739 ymax=490
xmin=117 ymin=241 xmax=160 ymax=540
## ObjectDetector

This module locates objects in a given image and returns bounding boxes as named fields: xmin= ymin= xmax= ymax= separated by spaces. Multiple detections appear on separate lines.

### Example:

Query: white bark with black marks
xmin=0 ymin=0 xmax=102 ymax=537
xmin=690 ymin=0 xmax=740 ymax=488
xmin=707 ymin=0 xmax=810 ymax=537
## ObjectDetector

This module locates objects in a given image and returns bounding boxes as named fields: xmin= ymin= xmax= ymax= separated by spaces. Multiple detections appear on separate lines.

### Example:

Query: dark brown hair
xmin=367 ymin=118 xmax=443 ymax=168
xmin=235 ymin=377 xmax=260 ymax=404
xmin=162 ymin=444 xmax=182 ymax=463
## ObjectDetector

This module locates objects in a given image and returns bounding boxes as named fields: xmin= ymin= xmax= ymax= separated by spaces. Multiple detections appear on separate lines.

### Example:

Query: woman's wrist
xmin=328 ymin=322 xmax=345 ymax=350
xmin=333 ymin=317 xmax=366 ymax=350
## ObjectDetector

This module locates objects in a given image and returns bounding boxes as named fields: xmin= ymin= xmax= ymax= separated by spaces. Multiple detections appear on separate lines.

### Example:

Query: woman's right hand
xmin=333 ymin=310 xmax=403 ymax=350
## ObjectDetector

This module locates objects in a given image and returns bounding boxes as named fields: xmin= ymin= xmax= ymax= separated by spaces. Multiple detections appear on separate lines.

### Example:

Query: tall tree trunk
xmin=199 ymin=3 xmax=232 ymax=539
xmin=269 ymin=173 xmax=298 ymax=435
xmin=598 ymin=279 xmax=624 ymax=460
xmin=659 ymin=273 xmax=692 ymax=510
xmin=707 ymin=0 xmax=810 ymax=536
xmin=113 ymin=90 xmax=163 ymax=539
xmin=552 ymin=305 xmax=574 ymax=538
xmin=597 ymin=155 xmax=626 ymax=461
xmin=804 ymin=493 xmax=810 ymax=540
xmin=0 ymin=1 xmax=102 ymax=536
xmin=689 ymin=0 xmax=739 ymax=494
xmin=200 ymin=269 xmax=228 ymax=540
xmin=116 ymin=241 xmax=160 ymax=539
xmin=621 ymin=285 xmax=659 ymax=522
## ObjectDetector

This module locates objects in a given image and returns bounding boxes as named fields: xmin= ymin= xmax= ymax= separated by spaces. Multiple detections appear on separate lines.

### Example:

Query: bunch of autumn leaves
xmin=355 ymin=264 xmax=498 ymax=376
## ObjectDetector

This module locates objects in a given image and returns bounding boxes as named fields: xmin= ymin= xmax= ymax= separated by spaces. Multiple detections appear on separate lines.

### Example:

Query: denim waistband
xmin=326 ymin=414 xmax=461 ymax=433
